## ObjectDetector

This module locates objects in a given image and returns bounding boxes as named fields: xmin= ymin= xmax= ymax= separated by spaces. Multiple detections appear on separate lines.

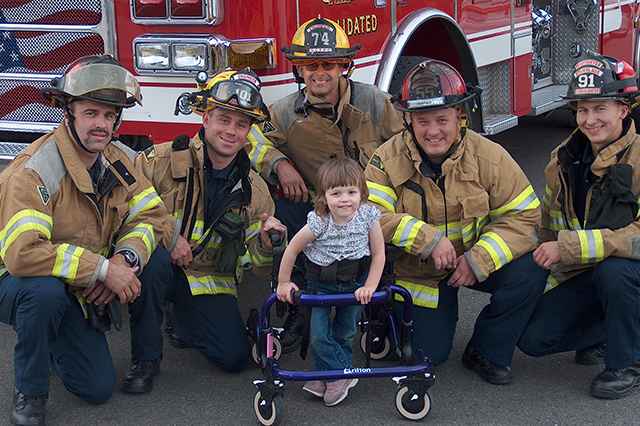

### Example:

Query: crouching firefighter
xmin=136 ymin=69 xmax=286 ymax=372
xmin=518 ymin=51 xmax=640 ymax=400
xmin=0 ymin=54 xmax=171 ymax=426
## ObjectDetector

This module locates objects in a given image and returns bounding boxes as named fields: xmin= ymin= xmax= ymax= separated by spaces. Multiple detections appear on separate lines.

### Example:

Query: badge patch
xmin=143 ymin=146 xmax=156 ymax=162
xmin=262 ymin=120 xmax=277 ymax=134
xmin=368 ymin=153 xmax=384 ymax=172
xmin=37 ymin=186 xmax=50 ymax=205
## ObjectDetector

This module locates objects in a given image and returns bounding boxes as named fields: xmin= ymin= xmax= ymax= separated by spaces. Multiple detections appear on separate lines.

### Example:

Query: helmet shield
xmin=41 ymin=55 xmax=142 ymax=108
xmin=61 ymin=63 xmax=141 ymax=106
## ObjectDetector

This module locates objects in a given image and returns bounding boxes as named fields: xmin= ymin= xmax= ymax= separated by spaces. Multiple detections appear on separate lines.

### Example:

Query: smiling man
xmin=365 ymin=59 xmax=546 ymax=385
xmin=518 ymin=52 xmax=640 ymax=400
xmin=136 ymin=69 xmax=285 ymax=374
xmin=247 ymin=16 xmax=404 ymax=352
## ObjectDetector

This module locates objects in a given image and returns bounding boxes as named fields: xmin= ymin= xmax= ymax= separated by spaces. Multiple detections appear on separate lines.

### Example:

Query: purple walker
xmin=247 ymin=237 xmax=434 ymax=425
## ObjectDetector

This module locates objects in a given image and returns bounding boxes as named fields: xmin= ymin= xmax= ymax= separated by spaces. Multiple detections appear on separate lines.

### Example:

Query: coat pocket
xmin=458 ymin=192 xmax=490 ymax=249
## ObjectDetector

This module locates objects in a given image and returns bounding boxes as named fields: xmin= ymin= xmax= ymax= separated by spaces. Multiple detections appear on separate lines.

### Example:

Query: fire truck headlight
xmin=173 ymin=44 xmax=208 ymax=71
xmin=136 ymin=43 xmax=170 ymax=70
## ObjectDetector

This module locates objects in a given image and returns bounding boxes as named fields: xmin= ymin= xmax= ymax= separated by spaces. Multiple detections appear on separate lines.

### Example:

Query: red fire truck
xmin=0 ymin=0 xmax=637 ymax=159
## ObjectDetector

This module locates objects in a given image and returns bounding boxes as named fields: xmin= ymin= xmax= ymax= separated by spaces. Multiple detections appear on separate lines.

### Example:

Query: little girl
xmin=277 ymin=157 xmax=385 ymax=407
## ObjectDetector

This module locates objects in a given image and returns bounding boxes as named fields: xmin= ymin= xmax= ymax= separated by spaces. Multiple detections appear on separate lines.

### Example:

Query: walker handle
xmin=293 ymin=289 xmax=305 ymax=305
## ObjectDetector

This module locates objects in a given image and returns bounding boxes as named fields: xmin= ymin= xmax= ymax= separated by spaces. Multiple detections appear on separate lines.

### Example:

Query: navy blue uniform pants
xmin=165 ymin=265 xmax=250 ymax=372
xmin=0 ymin=247 xmax=170 ymax=402
xmin=400 ymin=252 xmax=547 ymax=367
xmin=518 ymin=257 xmax=640 ymax=369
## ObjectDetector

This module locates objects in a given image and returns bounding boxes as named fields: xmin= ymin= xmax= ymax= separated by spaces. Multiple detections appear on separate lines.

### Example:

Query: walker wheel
xmin=253 ymin=391 xmax=284 ymax=426
xmin=395 ymin=385 xmax=431 ymax=421
xmin=251 ymin=335 xmax=283 ymax=364
xmin=360 ymin=330 xmax=391 ymax=360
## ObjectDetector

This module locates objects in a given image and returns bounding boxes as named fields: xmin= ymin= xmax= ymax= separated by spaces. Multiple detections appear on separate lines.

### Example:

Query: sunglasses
xmin=302 ymin=62 xmax=340 ymax=71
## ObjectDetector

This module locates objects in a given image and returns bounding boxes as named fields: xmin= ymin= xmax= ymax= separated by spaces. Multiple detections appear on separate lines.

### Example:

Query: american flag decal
xmin=0 ymin=0 xmax=104 ymax=122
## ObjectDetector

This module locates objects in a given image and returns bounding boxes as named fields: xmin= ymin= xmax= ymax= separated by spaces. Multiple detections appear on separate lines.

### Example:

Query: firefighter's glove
xmin=215 ymin=211 xmax=245 ymax=240
xmin=216 ymin=238 xmax=246 ymax=273
xmin=215 ymin=212 xmax=247 ymax=274
xmin=86 ymin=300 xmax=123 ymax=333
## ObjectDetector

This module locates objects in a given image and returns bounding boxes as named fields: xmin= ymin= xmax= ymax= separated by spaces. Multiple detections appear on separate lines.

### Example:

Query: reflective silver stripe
xmin=248 ymin=126 xmax=272 ymax=173
xmin=187 ymin=274 xmax=238 ymax=296
xmin=578 ymin=230 xmax=603 ymax=263
xmin=125 ymin=187 xmax=162 ymax=225
xmin=396 ymin=217 xmax=421 ymax=248
xmin=0 ymin=215 xmax=51 ymax=253
xmin=477 ymin=232 xmax=511 ymax=269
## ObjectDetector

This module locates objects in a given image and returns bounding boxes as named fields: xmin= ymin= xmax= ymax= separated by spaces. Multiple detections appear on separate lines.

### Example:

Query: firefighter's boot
xmin=279 ymin=304 xmax=305 ymax=353
xmin=163 ymin=301 xmax=189 ymax=349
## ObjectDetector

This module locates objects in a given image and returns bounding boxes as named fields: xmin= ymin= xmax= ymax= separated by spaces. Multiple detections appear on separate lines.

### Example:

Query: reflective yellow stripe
xmin=0 ymin=209 xmax=52 ymax=258
xmin=252 ymin=248 xmax=272 ymax=268
xmin=476 ymin=231 xmax=513 ymax=270
xmin=117 ymin=224 xmax=156 ymax=260
xmin=191 ymin=220 xmax=205 ymax=241
xmin=544 ymin=274 xmax=559 ymax=293
xmin=394 ymin=279 xmax=439 ymax=308
xmin=490 ymin=185 xmax=540 ymax=219
xmin=248 ymin=125 xmax=273 ymax=174
xmin=245 ymin=220 xmax=261 ymax=243
xmin=577 ymin=229 xmax=604 ymax=264
xmin=433 ymin=218 xmax=486 ymax=244
xmin=549 ymin=209 xmax=567 ymax=231
xmin=436 ymin=221 xmax=462 ymax=240
xmin=392 ymin=216 xmax=424 ymax=252
xmin=543 ymin=185 xmax=552 ymax=207
xmin=78 ymin=296 xmax=89 ymax=320
xmin=570 ymin=218 xmax=582 ymax=230
xmin=53 ymin=243 xmax=85 ymax=284
xmin=187 ymin=274 xmax=238 ymax=297
xmin=367 ymin=181 xmax=397 ymax=213
xmin=636 ymin=196 xmax=640 ymax=219
xmin=124 ymin=187 xmax=163 ymax=226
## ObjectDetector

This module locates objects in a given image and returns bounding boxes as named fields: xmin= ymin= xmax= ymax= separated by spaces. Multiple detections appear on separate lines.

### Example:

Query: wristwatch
xmin=118 ymin=250 xmax=139 ymax=268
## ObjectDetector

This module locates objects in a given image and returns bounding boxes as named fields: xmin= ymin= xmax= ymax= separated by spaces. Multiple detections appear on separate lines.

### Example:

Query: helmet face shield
xmin=42 ymin=56 xmax=142 ymax=108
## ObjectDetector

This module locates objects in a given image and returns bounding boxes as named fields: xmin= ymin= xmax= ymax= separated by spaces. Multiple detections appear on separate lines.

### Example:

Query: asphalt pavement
xmin=1 ymin=108 xmax=639 ymax=425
